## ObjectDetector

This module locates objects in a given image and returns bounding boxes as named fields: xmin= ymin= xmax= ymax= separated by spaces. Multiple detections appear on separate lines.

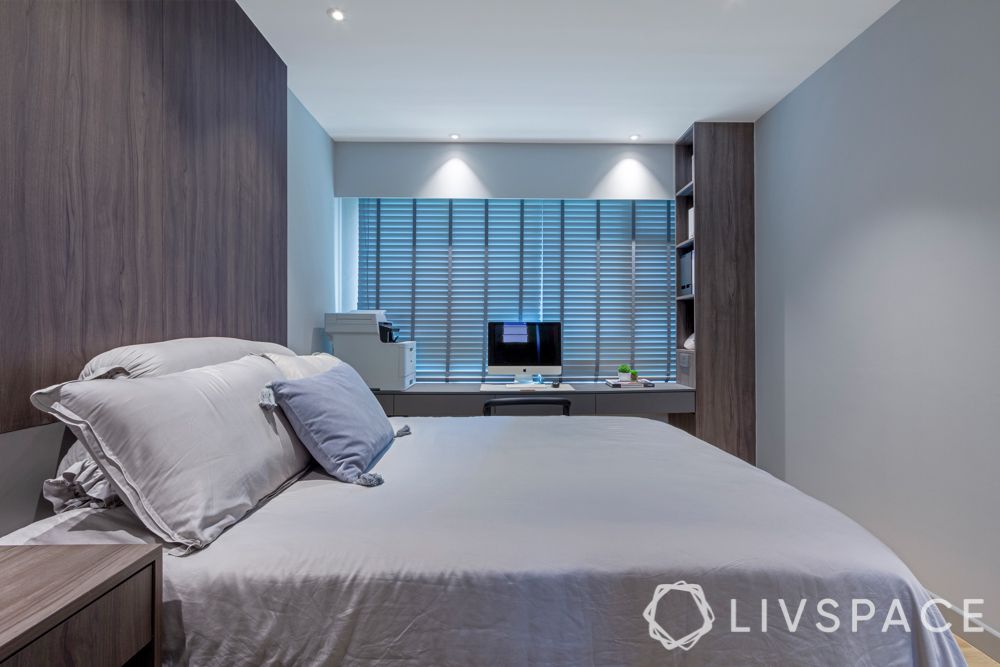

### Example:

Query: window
xmin=358 ymin=198 xmax=676 ymax=382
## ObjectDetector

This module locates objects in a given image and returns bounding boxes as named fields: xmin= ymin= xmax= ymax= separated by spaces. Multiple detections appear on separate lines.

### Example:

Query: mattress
xmin=1 ymin=416 xmax=964 ymax=666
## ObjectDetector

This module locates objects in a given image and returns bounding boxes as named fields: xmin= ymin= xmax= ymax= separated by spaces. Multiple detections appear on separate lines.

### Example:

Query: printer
xmin=325 ymin=311 xmax=416 ymax=390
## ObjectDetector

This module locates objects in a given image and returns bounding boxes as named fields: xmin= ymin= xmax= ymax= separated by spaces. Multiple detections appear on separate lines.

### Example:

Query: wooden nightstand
xmin=0 ymin=545 xmax=162 ymax=666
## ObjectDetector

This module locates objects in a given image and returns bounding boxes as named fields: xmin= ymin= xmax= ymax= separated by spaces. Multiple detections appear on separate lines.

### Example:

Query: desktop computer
xmin=487 ymin=321 xmax=561 ymax=387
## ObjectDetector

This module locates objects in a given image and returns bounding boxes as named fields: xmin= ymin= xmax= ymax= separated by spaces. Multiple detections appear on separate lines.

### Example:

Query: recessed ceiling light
xmin=327 ymin=8 xmax=345 ymax=22
xmin=449 ymin=133 xmax=461 ymax=140
xmin=629 ymin=134 xmax=640 ymax=141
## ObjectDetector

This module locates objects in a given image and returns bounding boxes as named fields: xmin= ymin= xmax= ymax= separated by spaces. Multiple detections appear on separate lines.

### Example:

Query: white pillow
xmin=81 ymin=336 xmax=294 ymax=380
xmin=46 ymin=338 xmax=296 ymax=513
xmin=33 ymin=356 xmax=310 ymax=553
xmin=262 ymin=352 xmax=341 ymax=380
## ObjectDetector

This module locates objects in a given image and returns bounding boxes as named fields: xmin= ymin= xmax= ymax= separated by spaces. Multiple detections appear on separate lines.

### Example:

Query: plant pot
xmin=618 ymin=372 xmax=632 ymax=382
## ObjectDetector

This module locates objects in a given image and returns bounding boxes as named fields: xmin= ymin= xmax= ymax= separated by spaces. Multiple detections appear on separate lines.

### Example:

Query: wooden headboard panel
xmin=0 ymin=0 xmax=287 ymax=433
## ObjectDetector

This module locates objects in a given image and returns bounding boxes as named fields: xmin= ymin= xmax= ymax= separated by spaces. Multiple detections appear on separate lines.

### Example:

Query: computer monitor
xmin=487 ymin=321 xmax=561 ymax=383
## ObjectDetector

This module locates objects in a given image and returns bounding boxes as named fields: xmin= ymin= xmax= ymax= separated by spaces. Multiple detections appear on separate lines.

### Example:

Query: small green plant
xmin=617 ymin=364 xmax=632 ymax=374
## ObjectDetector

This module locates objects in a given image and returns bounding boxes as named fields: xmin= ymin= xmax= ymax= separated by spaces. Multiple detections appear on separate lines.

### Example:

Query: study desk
xmin=372 ymin=382 xmax=695 ymax=419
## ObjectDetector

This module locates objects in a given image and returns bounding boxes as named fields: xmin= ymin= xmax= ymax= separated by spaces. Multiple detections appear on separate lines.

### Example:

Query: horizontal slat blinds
xmin=561 ymin=200 xmax=599 ymax=381
xmin=449 ymin=200 xmax=488 ymax=381
xmin=357 ymin=198 xmax=675 ymax=382
xmin=634 ymin=201 xmax=675 ymax=380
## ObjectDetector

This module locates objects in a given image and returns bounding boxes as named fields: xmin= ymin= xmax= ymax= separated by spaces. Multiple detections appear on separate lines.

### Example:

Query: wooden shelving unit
xmin=669 ymin=122 xmax=756 ymax=464
xmin=673 ymin=125 xmax=696 ymax=400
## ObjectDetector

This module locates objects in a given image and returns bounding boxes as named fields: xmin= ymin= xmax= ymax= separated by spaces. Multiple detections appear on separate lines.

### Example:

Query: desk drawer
xmin=394 ymin=394 xmax=489 ymax=417
xmin=596 ymin=391 xmax=695 ymax=415
xmin=375 ymin=394 xmax=394 ymax=416
xmin=3 ymin=566 xmax=153 ymax=667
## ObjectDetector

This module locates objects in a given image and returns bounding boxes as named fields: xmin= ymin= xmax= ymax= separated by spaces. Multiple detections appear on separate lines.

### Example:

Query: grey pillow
xmin=33 ymin=356 xmax=310 ymax=553
xmin=81 ymin=336 xmax=295 ymax=380
xmin=268 ymin=363 xmax=395 ymax=485
xmin=46 ymin=337 xmax=297 ymax=513
xmin=261 ymin=352 xmax=341 ymax=380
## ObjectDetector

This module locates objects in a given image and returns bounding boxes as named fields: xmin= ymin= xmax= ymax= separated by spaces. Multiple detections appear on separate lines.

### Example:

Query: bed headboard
xmin=0 ymin=0 xmax=287 ymax=434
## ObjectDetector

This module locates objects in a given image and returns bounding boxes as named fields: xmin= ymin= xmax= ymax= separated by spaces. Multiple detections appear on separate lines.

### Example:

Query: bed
xmin=1 ymin=415 xmax=965 ymax=666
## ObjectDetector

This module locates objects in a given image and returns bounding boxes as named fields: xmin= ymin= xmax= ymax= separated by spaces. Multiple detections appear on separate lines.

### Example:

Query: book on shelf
xmin=604 ymin=378 xmax=655 ymax=388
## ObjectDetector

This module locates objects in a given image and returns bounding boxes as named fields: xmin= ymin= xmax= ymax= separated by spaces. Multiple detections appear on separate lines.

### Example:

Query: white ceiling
xmin=237 ymin=0 xmax=899 ymax=143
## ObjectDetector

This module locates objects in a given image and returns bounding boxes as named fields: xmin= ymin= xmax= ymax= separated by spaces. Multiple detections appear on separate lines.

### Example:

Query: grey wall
xmin=287 ymin=91 xmax=338 ymax=353
xmin=756 ymin=0 xmax=1000 ymax=641
xmin=0 ymin=424 xmax=63 ymax=537
xmin=334 ymin=142 xmax=674 ymax=199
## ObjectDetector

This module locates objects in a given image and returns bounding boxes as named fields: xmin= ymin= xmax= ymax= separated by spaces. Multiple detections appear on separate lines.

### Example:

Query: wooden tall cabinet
xmin=672 ymin=122 xmax=755 ymax=463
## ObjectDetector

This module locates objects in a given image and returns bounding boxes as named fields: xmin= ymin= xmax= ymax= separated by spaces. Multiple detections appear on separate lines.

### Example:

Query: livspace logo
xmin=642 ymin=582 xmax=715 ymax=651
xmin=643 ymin=581 xmax=987 ymax=652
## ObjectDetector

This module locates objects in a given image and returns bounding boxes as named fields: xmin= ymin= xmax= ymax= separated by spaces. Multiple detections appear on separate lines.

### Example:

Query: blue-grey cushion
xmin=269 ymin=363 xmax=394 ymax=483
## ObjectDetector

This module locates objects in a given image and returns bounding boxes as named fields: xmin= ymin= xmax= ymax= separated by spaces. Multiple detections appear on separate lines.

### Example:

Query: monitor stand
xmin=505 ymin=372 xmax=542 ymax=389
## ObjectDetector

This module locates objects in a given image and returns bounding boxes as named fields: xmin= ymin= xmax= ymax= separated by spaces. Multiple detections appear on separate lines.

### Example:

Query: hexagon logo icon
xmin=642 ymin=581 xmax=715 ymax=651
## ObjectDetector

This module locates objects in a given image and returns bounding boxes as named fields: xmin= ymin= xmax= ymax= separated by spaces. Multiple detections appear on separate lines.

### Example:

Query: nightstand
xmin=0 ymin=544 xmax=161 ymax=666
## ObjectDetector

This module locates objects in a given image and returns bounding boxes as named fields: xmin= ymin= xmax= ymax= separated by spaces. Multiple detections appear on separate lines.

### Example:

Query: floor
xmin=957 ymin=634 xmax=999 ymax=667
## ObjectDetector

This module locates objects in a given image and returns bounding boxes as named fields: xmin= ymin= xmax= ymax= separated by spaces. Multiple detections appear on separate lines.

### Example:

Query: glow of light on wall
xmin=417 ymin=156 xmax=490 ymax=198
xmin=590 ymin=156 xmax=664 ymax=200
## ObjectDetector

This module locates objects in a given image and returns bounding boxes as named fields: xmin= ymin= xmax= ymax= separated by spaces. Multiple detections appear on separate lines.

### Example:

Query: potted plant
xmin=617 ymin=364 xmax=632 ymax=383
xmin=630 ymin=369 xmax=639 ymax=382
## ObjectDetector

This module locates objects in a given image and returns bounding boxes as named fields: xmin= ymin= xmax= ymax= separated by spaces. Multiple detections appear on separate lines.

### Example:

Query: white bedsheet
xmin=2 ymin=416 xmax=964 ymax=666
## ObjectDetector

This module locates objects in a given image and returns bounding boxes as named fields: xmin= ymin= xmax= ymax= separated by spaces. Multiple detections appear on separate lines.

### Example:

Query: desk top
xmin=374 ymin=382 xmax=694 ymax=395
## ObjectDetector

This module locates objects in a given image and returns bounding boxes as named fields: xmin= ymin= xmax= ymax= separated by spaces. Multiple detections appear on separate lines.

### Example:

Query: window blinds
xmin=358 ymin=198 xmax=675 ymax=382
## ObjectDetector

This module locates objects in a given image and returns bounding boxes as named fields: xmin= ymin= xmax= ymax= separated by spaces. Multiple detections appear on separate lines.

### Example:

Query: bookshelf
xmin=670 ymin=122 xmax=756 ymax=464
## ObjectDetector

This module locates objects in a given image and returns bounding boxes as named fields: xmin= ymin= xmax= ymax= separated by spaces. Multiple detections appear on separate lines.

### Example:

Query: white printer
xmin=325 ymin=311 xmax=416 ymax=390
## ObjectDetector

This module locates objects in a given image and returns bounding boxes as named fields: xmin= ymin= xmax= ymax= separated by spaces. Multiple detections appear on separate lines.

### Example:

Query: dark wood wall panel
xmin=692 ymin=123 xmax=756 ymax=463
xmin=160 ymin=0 xmax=286 ymax=343
xmin=0 ymin=0 xmax=286 ymax=433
